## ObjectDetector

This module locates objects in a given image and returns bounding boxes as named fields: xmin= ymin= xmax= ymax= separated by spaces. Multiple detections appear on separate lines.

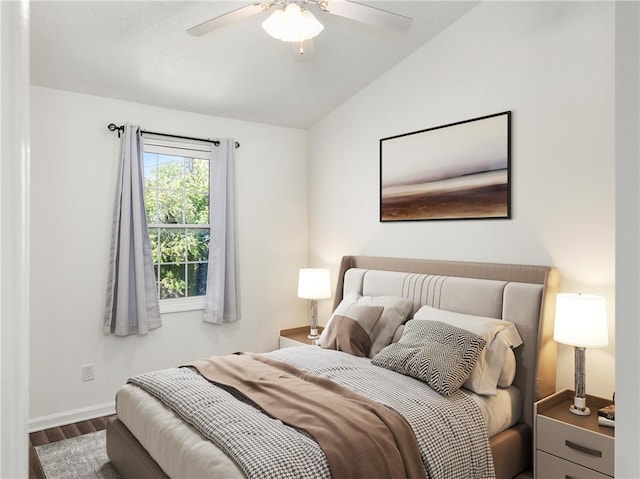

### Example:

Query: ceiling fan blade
xmin=187 ymin=3 xmax=266 ymax=37
xmin=323 ymin=0 xmax=412 ymax=33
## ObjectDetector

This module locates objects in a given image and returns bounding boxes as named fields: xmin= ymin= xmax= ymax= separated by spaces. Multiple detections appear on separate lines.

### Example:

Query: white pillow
xmin=498 ymin=348 xmax=517 ymax=388
xmin=320 ymin=293 xmax=413 ymax=358
xmin=413 ymin=305 xmax=522 ymax=396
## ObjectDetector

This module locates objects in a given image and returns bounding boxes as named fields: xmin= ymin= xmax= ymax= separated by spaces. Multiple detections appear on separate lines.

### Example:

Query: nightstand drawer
xmin=537 ymin=415 xmax=614 ymax=477
xmin=536 ymin=450 xmax=611 ymax=479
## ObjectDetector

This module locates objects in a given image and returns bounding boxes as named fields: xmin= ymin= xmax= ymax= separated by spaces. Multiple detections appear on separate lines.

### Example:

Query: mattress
xmin=116 ymin=348 xmax=521 ymax=478
xmin=116 ymin=383 xmax=243 ymax=478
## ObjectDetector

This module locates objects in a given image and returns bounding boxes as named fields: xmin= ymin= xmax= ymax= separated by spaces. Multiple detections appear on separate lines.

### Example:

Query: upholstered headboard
xmin=332 ymin=256 xmax=560 ymax=432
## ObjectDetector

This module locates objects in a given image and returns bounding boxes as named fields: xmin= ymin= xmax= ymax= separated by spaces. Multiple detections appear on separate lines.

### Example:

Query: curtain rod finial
xmin=107 ymin=123 xmax=125 ymax=138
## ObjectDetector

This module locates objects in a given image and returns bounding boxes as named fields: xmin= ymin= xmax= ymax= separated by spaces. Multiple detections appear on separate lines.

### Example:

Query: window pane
xmin=144 ymin=195 xmax=157 ymax=224
xmin=144 ymin=152 xmax=158 ymax=181
xmin=185 ymin=192 xmax=209 ymax=224
xmin=159 ymin=264 xmax=186 ymax=299
xmin=159 ymin=229 xmax=186 ymax=263
xmin=156 ymin=155 xmax=184 ymax=188
xmin=186 ymin=228 xmax=209 ymax=262
xmin=143 ymin=152 xmax=158 ymax=223
xmin=149 ymin=228 xmax=159 ymax=263
xmin=187 ymin=263 xmax=208 ymax=297
xmin=144 ymin=153 xmax=185 ymax=224
xmin=157 ymin=188 xmax=183 ymax=224
xmin=185 ymin=158 xmax=209 ymax=224
xmin=184 ymin=158 xmax=209 ymax=190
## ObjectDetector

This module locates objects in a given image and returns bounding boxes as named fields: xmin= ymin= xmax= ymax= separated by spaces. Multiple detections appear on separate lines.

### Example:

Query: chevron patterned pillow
xmin=371 ymin=319 xmax=486 ymax=396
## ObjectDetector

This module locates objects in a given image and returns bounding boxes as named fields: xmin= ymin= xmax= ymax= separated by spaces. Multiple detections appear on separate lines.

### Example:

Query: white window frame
xmin=143 ymin=135 xmax=214 ymax=314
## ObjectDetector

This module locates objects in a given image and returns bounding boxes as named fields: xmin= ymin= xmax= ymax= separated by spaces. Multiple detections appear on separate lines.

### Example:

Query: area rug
xmin=34 ymin=430 xmax=120 ymax=478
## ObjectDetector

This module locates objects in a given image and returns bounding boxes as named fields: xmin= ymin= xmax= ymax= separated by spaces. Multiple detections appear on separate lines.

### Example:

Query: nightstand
xmin=279 ymin=326 xmax=324 ymax=349
xmin=534 ymin=389 xmax=614 ymax=479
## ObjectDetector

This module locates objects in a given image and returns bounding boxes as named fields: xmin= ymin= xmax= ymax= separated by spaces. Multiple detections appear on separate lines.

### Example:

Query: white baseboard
xmin=29 ymin=402 xmax=116 ymax=433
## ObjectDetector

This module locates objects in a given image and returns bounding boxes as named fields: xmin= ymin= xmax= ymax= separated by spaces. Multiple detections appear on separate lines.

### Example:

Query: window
xmin=143 ymin=136 xmax=213 ymax=312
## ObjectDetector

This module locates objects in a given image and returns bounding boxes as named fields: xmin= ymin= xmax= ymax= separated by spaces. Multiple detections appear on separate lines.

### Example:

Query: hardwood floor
xmin=29 ymin=415 xmax=116 ymax=479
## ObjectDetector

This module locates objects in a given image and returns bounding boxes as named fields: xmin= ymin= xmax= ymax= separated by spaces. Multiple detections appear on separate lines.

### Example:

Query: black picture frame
xmin=380 ymin=111 xmax=511 ymax=222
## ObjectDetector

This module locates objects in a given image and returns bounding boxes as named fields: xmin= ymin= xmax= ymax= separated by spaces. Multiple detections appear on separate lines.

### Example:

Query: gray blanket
xmin=128 ymin=346 xmax=495 ymax=479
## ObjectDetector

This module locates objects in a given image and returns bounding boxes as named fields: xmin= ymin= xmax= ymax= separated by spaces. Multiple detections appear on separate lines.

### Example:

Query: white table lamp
xmin=298 ymin=268 xmax=331 ymax=339
xmin=553 ymin=293 xmax=608 ymax=416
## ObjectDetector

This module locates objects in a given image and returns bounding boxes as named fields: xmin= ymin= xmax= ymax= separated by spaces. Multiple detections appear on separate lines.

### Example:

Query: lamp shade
xmin=553 ymin=293 xmax=608 ymax=348
xmin=262 ymin=3 xmax=324 ymax=42
xmin=297 ymin=268 xmax=331 ymax=300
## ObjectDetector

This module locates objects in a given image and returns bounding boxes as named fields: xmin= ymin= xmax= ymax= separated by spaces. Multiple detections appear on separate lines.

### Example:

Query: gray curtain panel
xmin=203 ymin=138 xmax=241 ymax=324
xmin=104 ymin=124 xmax=162 ymax=336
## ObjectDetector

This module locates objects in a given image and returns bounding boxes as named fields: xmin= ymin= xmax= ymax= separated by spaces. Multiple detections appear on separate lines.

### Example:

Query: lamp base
xmin=569 ymin=404 xmax=591 ymax=416
xmin=308 ymin=300 xmax=320 ymax=340
xmin=570 ymin=347 xmax=591 ymax=416
xmin=569 ymin=395 xmax=591 ymax=416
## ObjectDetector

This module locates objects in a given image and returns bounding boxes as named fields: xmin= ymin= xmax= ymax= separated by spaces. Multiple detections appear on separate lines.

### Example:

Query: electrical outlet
xmin=81 ymin=364 xmax=94 ymax=382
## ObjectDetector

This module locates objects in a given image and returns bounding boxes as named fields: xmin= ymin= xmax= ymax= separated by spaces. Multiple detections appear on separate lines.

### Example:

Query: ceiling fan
xmin=187 ymin=1 xmax=412 ymax=54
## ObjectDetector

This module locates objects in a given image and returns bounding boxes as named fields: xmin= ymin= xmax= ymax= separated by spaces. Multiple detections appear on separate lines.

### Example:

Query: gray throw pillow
xmin=321 ymin=304 xmax=384 ymax=357
xmin=357 ymin=295 xmax=413 ymax=358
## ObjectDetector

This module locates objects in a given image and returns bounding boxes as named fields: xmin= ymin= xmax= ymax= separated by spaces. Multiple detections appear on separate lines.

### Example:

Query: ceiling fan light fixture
xmin=262 ymin=3 xmax=324 ymax=42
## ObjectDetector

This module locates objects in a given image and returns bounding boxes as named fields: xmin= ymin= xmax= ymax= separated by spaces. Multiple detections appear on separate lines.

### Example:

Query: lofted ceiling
xmin=30 ymin=1 xmax=479 ymax=129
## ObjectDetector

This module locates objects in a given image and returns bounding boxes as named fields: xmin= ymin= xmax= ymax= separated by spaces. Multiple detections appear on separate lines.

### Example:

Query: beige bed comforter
xmin=127 ymin=347 xmax=495 ymax=479
xmin=189 ymin=352 xmax=424 ymax=479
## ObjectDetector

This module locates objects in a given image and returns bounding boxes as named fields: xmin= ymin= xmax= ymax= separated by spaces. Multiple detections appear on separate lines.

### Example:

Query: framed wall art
xmin=380 ymin=111 xmax=511 ymax=222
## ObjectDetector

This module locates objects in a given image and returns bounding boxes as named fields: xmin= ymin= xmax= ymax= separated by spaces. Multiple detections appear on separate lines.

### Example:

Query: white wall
xmin=29 ymin=86 xmax=310 ymax=427
xmin=309 ymin=1 xmax=615 ymax=399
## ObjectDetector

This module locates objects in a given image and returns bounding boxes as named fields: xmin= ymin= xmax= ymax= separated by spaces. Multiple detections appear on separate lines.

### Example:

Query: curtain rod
xmin=107 ymin=123 xmax=240 ymax=149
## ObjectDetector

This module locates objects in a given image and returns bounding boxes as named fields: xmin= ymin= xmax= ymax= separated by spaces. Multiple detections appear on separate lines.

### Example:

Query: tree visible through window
xmin=143 ymin=137 xmax=212 ymax=301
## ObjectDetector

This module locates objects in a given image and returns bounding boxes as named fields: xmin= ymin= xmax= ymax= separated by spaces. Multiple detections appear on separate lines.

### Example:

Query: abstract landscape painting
xmin=380 ymin=112 xmax=511 ymax=221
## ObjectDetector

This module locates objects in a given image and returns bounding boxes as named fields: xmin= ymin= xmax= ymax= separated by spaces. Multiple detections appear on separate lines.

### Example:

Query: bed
xmin=106 ymin=255 xmax=560 ymax=479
